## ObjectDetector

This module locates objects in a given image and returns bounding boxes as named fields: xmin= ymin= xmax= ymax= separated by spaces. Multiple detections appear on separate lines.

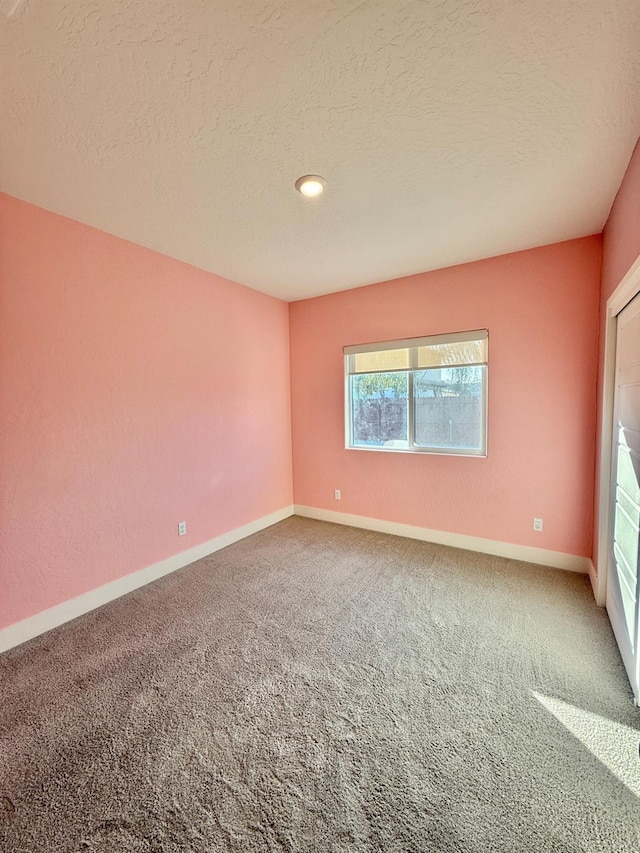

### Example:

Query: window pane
xmin=416 ymin=338 xmax=487 ymax=369
xmin=350 ymin=372 xmax=408 ymax=447
xmin=352 ymin=348 xmax=410 ymax=373
xmin=413 ymin=366 xmax=484 ymax=451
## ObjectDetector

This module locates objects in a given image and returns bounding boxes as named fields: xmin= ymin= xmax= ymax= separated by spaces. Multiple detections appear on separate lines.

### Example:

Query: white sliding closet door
xmin=607 ymin=290 xmax=640 ymax=701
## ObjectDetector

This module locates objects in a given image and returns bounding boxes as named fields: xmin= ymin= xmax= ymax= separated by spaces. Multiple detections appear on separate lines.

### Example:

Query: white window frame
xmin=344 ymin=329 xmax=488 ymax=457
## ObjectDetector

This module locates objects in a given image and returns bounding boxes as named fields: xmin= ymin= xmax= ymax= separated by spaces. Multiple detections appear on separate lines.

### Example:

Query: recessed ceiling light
xmin=295 ymin=175 xmax=326 ymax=197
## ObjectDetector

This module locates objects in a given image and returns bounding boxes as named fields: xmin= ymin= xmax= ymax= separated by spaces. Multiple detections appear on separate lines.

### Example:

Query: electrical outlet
xmin=334 ymin=489 xmax=341 ymax=500
xmin=178 ymin=521 xmax=187 ymax=536
xmin=533 ymin=517 xmax=543 ymax=532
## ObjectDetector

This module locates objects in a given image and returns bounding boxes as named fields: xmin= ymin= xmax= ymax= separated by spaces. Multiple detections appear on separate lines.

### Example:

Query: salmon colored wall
xmin=601 ymin=139 xmax=640 ymax=303
xmin=593 ymin=138 xmax=640 ymax=572
xmin=0 ymin=194 xmax=293 ymax=629
xmin=290 ymin=237 xmax=601 ymax=557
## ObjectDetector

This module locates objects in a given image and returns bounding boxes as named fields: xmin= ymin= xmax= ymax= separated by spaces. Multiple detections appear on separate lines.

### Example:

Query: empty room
xmin=2 ymin=1 xmax=640 ymax=851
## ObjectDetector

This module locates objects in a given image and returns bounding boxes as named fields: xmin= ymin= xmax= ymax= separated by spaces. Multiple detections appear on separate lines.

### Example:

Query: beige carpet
xmin=1 ymin=516 xmax=639 ymax=851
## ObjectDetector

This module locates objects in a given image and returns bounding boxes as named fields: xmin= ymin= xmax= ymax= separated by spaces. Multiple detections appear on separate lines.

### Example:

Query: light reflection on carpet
xmin=533 ymin=691 xmax=640 ymax=798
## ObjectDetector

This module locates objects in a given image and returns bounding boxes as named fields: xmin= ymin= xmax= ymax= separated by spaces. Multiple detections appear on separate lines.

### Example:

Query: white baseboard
xmin=0 ymin=505 xmax=294 ymax=655
xmin=294 ymin=505 xmax=591 ymax=574
xmin=588 ymin=559 xmax=604 ymax=605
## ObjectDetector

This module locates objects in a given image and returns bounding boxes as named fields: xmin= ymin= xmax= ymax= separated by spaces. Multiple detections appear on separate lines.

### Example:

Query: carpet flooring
xmin=1 ymin=517 xmax=639 ymax=852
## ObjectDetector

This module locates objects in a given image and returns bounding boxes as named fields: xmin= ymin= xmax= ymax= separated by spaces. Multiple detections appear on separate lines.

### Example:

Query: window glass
xmin=345 ymin=330 xmax=487 ymax=456
xmin=350 ymin=372 xmax=408 ymax=447
xmin=352 ymin=349 xmax=410 ymax=373
xmin=414 ymin=366 xmax=484 ymax=451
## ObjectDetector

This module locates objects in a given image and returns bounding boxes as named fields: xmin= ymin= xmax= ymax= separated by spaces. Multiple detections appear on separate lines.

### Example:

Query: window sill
xmin=345 ymin=444 xmax=487 ymax=458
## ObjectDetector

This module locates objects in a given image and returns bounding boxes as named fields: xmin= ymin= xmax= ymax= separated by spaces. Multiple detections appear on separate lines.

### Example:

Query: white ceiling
xmin=2 ymin=1 xmax=640 ymax=301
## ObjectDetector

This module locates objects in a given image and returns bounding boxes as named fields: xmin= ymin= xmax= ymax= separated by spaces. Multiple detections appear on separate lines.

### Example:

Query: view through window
xmin=345 ymin=330 xmax=487 ymax=455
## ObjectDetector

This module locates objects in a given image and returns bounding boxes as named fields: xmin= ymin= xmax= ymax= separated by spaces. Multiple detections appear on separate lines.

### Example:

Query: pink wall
xmin=593 ymin=138 xmax=640 ymax=572
xmin=0 ymin=193 xmax=293 ymax=629
xmin=290 ymin=237 xmax=601 ymax=557
xmin=601 ymin=139 xmax=640 ymax=303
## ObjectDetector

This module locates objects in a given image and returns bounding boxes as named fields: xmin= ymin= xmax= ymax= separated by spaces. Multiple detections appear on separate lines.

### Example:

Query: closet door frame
xmin=595 ymin=256 xmax=640 ymax=642
xmin=606 ymin=291 xmax=640 ymax=700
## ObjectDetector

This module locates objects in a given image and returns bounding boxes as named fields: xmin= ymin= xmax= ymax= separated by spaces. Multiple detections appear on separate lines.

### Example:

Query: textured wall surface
xmin=593 ymin=139 xmax=640 ymax=573
xmin=290 ymin=236 xmax=601 ymax=556
xmin=0 ymin=194 xmax=293 ymax=629
xmin=1 ymin=1 xmax=639 ymax=299
xmin=602 ymin=139 xmax=640 ymax=302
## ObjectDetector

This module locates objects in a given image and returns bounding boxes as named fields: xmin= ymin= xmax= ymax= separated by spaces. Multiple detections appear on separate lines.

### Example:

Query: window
xmin=345 ymin=329 xmax=488 ymax=456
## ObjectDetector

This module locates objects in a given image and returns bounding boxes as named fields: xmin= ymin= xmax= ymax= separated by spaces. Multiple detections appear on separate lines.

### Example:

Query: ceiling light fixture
xmin=295 ymin=175 xmax=326 ymax=197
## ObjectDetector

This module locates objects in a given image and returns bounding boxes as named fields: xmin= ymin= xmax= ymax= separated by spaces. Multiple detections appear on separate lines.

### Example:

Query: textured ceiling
xmin=2 ymin=1 xmax=640 ymax=300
